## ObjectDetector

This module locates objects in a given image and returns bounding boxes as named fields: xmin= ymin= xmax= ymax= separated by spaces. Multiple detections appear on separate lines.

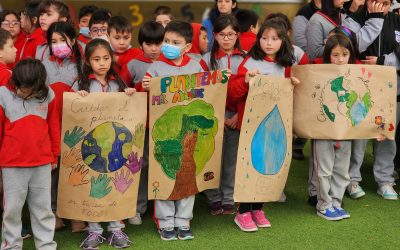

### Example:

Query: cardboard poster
xmin=234 ymin=75 xmax=293 ymax=202
xmin=292 ymin=64 xmax=397 ymax=140
xmin=58 ymin=92 xmax=147 ymax=222
xmin=148 ymin=70 xmax=228 ymax=200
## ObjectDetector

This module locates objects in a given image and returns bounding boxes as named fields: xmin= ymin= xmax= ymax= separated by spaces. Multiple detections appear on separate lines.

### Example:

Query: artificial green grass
xmin=23 ymin=142 xmax=399 ymax=249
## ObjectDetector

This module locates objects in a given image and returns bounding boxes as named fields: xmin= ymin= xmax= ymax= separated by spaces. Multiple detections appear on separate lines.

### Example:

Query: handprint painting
xmin=58 ymin=92 xmax=147 ymax=222
xmin=148 ymin=71 xmax=228 ymax=200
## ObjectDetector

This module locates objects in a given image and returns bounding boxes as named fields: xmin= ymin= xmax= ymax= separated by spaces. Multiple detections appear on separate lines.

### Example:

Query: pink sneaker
xmin=251 ymin=210 xmax=271 ymax=228
xmin=234 ymin=212 xmax=258 ymax=232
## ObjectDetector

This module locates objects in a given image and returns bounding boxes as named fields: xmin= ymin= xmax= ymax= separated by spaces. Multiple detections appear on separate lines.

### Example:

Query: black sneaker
xmin=292 ymin=149 xmax=305 ymax=160
xmin=222 ymin=204 xmax=236 ymax=215
xmin=177 ymin=226 xmax=194 ymax=240
xmin=108 ymin=230 xmax=132 ymax=249
xmin=159 ymin=227 xmax=177 ymax=241
xmin=209 ymin=201 xmax=223 ymax=215
xmin=80 ymin=232 xmax=105 ymax=250
xmin=21 ymin=227 xmax=32 ymax=240
xmin=308 ymin=195 xmax=317 ymax=207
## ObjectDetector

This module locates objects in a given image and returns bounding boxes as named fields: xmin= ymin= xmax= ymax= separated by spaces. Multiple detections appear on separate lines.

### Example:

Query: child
xmin=41 ymin=21 xmax=86 ymax=232
xmin=187 ymin=23 xmax=209 ymax=61
xmin=89 ymin=9 xmax=111 ymax=40
xmin=235 ymin=9 xmax=259 ymax=52
xmin=107 ymin=16 xmax=141 ymax=73
xmin=143 ymin=20 xmax=208 ymax=241
xmin=0 ymin=58 xmax=59 ymax=250
xmin=0 ymin=29 xmax=17 ymax=85
xmin=120 ymin=20 xmax=164 ymax=226
xmin=0 ymin=10 xmax=27 ymax=69
xmin=77 ymin=5 xmax=98 ymax=45
xmin=77 ymin=39 xmax=135 ymax=250
xmin=229 ymin=19 xmax=306 ymax=231
xmin=153 ymin=6 xmax=174 ymax=28
xmin=19 ymin=0 xmax=45 ymax=60
xmin=202 ymin=14 xmax=245 ymax=215
xmin=311 ymin=33 xmax=359 ymax=220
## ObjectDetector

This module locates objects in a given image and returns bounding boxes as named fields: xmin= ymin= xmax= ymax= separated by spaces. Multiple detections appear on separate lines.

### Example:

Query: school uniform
xmin=7 ymin=32 xmax=27 ymax=69
xmin=292 ymin=1 xmax=320 ymax=52
xmin=77 ymin=33 xmax=91 ymax=45
xmin=239 ymin=32 xmax=256 ymax=52
xmin=114 ymin=47 xmax=142 ymax=74
xmin=202 ymin=49 xmax=244 ymax=207
xmin=0 ymin=85 xmax=59 ymax=250
xmin=0 ymin=63 xmax=12 ymax=86
xmin=147 ymin=54 xmax=207 ymax=229
xmin=19 ymin=27 xmax=46 ymax=60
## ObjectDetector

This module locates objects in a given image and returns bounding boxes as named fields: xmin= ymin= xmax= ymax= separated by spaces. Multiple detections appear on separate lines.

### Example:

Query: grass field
xmin=22 ymin=142 xmax=399 ymax=249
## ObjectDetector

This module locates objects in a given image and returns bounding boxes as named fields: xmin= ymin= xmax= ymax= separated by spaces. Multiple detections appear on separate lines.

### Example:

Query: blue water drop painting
xmin=251 ymin=105 xmax=287 ymax=175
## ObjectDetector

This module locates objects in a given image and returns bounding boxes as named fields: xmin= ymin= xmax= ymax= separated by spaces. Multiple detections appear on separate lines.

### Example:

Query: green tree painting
xmin=152 ymin=100 xmax=218 ymax=200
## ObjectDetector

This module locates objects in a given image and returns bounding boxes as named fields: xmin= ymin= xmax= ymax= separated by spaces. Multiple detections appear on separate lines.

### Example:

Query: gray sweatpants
xmin=154 ymin=196 xmax=194 ymax=229
xmin=310 ymin=140 xmax=351 ymax=210
xmin=1 ymin=165 xmax=56 ymax=250
xmin=88 ymin=221 xmax=124 ymax=234
xmin=136 ymin=129 xmax=149 ymax=215
xmin=204 ymin=125 xmax=240 ymax=205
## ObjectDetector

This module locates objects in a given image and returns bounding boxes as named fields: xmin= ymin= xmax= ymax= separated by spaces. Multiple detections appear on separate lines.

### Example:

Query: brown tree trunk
xmin=168 ymin=132 xmax=200 ymax=200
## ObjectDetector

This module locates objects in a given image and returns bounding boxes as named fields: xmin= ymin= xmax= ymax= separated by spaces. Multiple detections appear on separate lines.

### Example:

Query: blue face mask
xmin=161 ymin=43 xmax=184 ymax=60
xmin=79 ymin=27 xmax=90 ymax=38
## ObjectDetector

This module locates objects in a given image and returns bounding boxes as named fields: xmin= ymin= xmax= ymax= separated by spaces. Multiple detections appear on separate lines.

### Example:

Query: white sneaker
xmin=128 ymin=213 xmax=142 ymax=225
xmin=377 ymin=183 xmax=398 ymax=200
xmin=347 ymin=183 xmax=366 ymax=199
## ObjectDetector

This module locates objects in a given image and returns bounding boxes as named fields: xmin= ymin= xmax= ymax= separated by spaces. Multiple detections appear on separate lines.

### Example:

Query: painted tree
xmin=152 ymin=100 xmax=218 ymax=200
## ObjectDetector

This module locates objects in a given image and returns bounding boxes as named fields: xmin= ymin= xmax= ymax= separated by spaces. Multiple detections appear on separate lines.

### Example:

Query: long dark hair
xmin=47 ymin=22 xmax=83 ymax=82
xmin=328 ymin=26 xmax=360 ymax=60
xmin=210 ymin=14 xmax=245 ymax=70
xmin=322 ymin=33 xmax=357 ymax=64
xmin=78 ymin=39 xmax=126 ymax=92
xmin=248 ymin=19 xmax=294 ymax=67
xmin=321 ymin=0 xmax=341 ymax=24
xmin=12 ymin=58 xmax=49 ymax=101
xmin=209 ymin=0 xmax=239 ymax=25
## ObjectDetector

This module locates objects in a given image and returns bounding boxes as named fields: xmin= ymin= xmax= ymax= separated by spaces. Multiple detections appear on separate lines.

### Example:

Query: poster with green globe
xmin=292 ymin=64 xmax=397 ymax=140
xmin=148 ymin=70 xmax=228 ymax=200
xmin=58 ymin=92 xmax=147 ymax=222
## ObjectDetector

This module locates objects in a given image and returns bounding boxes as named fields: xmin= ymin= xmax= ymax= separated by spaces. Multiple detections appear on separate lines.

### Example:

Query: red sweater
xmin=114 ymin=47 xmax=142 ymax=74
xmin=239 ymin=32 xmax=256 ymax=52
xmin=19 ymin=28 xmax=46 ymax=60
xmin=77 ymin=34 xmax=91 ymax=45
xmin=0 ymin=85 xmax=60 ymax=166
xmin=0 ymin=63 xmax=12 ymax=86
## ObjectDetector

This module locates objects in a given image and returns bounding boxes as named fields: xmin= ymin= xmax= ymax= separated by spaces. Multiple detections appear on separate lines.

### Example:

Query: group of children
xmin=0 ymin=0 xmax=398 ymax=249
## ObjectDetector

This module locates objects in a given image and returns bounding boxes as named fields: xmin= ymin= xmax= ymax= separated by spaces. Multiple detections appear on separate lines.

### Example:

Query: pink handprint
xmin=125 ymin=152 xmax=143 ymax=174
xmin=111 ymin=169 xmax=134 ymax=194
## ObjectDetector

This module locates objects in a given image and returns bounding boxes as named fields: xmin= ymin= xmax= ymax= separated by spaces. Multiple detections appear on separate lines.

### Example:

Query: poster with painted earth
xmin=148 ymin=70 xmax=228 ymax=200
xmin=292 ymin=65 xmax=397 ymax=140
xmin=234 ymin=75 xmax=293 ymax=202
xmin=58 ymin=92 xmax=147 ymax=222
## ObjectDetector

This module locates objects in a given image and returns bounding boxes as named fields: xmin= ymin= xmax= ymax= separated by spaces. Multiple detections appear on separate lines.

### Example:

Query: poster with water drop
xmin=234 ymin=75 xmax=293 ymax=202
xmin=58 ymin=92 xmax=147 ymax=222
xmin=292 ymin=64 xmax=397 ymax=140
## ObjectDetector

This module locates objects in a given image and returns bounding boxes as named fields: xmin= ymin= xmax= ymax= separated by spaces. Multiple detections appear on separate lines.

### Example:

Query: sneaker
xmin=159 ymin=227 xmax=177 ymax=241
xmin=209 ymin=201 xmax=223 ymax=215
xmin=347 ymin=183 xmax=366 ymax=199
xmin=308 ymin=195 xmax=317 ymax=207
xmin=317 ymin=207 xmax=342 ymax=221
xmin=334 ymin=207 xmax=350 ymax=219
xmin=234 ymin=212 xmax=258 ymax=232
xmin=177 ymin=226 xmax=194 ymax=240
xmin=128 ymin=213 xmax=142 ymax=225
xmin=377 ymin=183 xmax=398 ymax=200
xmin=80 ymin=232 xmax=105 ymax=250
xmin=251 ymin=210 xmax=271 ymax=228
xmin=21 ymin=227 xmax=32 ymax=240
xmin=71 ymin=220 xmax=87 ymax=233
xmin=108 ymin=230 xmax=132 ymax=249
xmin=292 ymin=149 xmax=305 ymax=160
xmin=222 ymin=204 xmax=236 ymax=215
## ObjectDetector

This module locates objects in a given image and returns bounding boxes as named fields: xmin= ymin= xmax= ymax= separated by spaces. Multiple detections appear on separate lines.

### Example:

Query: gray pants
xmin=310 ymin=140 xmax=351 ymax=210
xmin=1 ymin=165 xmax=56 ymax=250
xmin=349 ymin=139 xmax=395 ymax=185
xmin=204 ymin=126 xmax=240 ymax=205
xmin=154 ymin=196 xmax=194 ymax=229
xmin=88 ymin=221 xmax=124 ymax=234
xmin=136 ymin=129 xmax=149 ymax=215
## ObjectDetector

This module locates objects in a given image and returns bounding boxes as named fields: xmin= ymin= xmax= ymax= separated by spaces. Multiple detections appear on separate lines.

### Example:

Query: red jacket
xmin=77 ymin=34 xmax=91 ymax=45
xmin=114 ymin=47 xmax=142 ymax=74
xmin=239 ymin=32 xmax=256 ymax=52
xmin=7 ymin=32 xmax=27 ymax=69
xmin=0 ymin=63 xmax=12 ymax=86
xmin=19 ymin=28 xmax=46 ymax=60
xmin=0 ymin=85 xmax=60 ymax=166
